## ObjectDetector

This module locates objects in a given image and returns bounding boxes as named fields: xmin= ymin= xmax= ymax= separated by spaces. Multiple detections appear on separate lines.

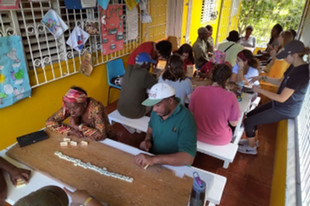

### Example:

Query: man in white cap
xmin=117 ymin=52 xmax=157 ymax=119
xmin=135 ymin=83 xmax=197 ymax=167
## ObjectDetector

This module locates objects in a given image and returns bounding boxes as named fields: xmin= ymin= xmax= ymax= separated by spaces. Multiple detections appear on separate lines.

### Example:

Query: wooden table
xmin=2 ymin=131 xmax=227 ymax=206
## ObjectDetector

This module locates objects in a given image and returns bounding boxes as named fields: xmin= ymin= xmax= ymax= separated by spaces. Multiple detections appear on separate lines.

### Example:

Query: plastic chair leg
xmin=107 ymin=86 xmax=111 ymax=105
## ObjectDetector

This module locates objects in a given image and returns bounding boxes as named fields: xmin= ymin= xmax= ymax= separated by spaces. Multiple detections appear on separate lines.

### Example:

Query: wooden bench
xmin=108 ymin=110 xmax=149 ymax=133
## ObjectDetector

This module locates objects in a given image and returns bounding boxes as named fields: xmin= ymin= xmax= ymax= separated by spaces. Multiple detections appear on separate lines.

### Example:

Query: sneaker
xmin=238 ymin=145 xmax=258 ymax=155
xmin=238 ymin=139 xmax=260 ymax=147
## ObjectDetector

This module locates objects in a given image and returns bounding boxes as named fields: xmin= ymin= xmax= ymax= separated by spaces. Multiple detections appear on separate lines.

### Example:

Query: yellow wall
xmin=0 ymin=57 xmax=127 ymax=150
xmin=184 ymin=0 xmax=239 ymax=47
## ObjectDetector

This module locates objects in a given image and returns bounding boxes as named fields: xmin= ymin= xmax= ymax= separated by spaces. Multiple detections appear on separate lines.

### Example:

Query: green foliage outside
xmin=238 ymin=0 xmax=306 ymax=47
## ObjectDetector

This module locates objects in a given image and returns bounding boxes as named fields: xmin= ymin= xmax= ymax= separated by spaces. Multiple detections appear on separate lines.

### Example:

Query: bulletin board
xmin=100 ymin=5 xmax=124 ymax=55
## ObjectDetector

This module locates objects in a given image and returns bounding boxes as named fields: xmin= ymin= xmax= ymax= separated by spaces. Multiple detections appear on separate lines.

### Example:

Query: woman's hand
xmin=249 ymin=76 xmax=262 ymax=83
xmin=237 ymin=58 xmax=245 ymax=69
xmin=69 ymin=117 xmax=80 ymax=130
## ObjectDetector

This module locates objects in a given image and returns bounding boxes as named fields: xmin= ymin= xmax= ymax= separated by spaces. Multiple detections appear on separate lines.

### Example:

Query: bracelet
xmin=262 ymin=76 xmax=267 ymax=81
xmin=83 ymin=196 xmax=94 ymax=206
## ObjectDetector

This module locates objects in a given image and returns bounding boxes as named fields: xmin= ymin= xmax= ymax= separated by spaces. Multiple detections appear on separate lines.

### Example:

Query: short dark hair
xmin=211 ymin=64 xmax=232 ymax=88
xmin=226 ymin=30 xmax=240 ymax=42
xmin=70 ymin=86 xmax=87 ymax=95
xmin=156 ymin=40 xmax=172 ymax=59
xmin=246 ymin=25 xmax=253 ymax=31
xmin=176 ymin=43 xmax=195 ymax=64
xmin=206 ymin=25 xmax=213 ymax=31
xmin=289 ymin=29 xmax=297 ymax=39
xmin=162 ymin=54 xmax=186 ymax=81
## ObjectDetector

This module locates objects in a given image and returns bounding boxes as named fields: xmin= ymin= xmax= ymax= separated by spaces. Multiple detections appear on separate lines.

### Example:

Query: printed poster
xmin=100 ymin=5 xmax=124 ymax=55
xmin=66 ymin=26 xmax=90 ymax=53
xmin=0 ymin=36 xmax=31 ymax=108
xmin=85 ymin=19 xmax=100 ymax=35
xmin=0 ymin=0 xmax=19 ymax=9
xmin=41 ymin=9 xmax=68 ymax=38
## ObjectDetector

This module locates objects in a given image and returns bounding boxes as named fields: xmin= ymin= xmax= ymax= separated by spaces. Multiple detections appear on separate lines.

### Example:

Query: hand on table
xmin=135 ymin=153 xmax=154 ymax=169
xmin=8 ymin=167 xmax=31 ymax=186
xmin=249 ymin=76 xmax=261 ymax=83
xmin=69 ymin=117 xmax=80 ymax=130
xmin=68 ymin=129 xmax=84 ymax=138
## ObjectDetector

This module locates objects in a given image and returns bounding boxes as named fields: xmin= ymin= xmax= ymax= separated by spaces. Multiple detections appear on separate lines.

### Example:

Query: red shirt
xmin=127 ymin=42 xmax=156 ymax=65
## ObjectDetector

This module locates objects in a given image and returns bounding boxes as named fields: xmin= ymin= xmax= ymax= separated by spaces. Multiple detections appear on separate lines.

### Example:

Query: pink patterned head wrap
xmin=63 ymin=88 xmax=87 ymax=103
xmin=62 ymin=88 xmax=87 ymax=115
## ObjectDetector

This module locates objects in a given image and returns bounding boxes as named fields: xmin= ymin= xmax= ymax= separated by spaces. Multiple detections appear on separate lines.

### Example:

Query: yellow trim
xmin=270 ymin=120 xmax=287 ymax=206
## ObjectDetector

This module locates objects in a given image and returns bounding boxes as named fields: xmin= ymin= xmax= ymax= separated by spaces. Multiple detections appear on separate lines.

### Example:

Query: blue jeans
xmin=244 ymin=101 xmax=288 ymax=137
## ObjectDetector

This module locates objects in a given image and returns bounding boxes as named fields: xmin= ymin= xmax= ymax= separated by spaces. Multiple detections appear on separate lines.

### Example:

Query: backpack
xmin=210 ymin=43 xmax=235 ymax=64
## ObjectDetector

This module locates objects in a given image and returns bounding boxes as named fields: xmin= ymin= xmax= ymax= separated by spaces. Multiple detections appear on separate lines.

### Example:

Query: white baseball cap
xmin=142 ymin=83 xmax=175 ymax=106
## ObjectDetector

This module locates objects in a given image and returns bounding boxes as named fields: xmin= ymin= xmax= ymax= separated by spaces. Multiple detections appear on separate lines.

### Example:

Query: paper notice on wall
xmin=81 ymin=0 xmax=96 ymax=8
xmin=0 ymin=0 xmax=19 ymax=10
xmin=41 ymin=9 xmax=68 ymax=38
xmin=66 ymin=26 xmax=90 ymax=53
xmin=100 ymin=5 xmax=124 ymax=55
xmin=126 ymin=7 xmax=138 ymax=41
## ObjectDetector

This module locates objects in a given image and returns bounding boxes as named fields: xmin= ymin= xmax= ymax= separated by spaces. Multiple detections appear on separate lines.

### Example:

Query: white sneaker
xmin=238 ymin=139 xmax=259 ymax=147
xmin=238 ymin=145 xmax=258 ymax=155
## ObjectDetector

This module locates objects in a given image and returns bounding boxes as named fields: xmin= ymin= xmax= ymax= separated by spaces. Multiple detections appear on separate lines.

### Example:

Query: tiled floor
xmin=5 ymin=100 xmax=276 ymax=206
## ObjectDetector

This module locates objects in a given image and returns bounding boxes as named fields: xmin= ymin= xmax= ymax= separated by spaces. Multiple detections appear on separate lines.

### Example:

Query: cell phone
xmin=17 ymin=130 xmax=49 ymax=147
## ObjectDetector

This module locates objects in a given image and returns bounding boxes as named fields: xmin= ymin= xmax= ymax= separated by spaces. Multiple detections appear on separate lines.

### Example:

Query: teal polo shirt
xmin=149 ymin=103 xmax=197 ymax=157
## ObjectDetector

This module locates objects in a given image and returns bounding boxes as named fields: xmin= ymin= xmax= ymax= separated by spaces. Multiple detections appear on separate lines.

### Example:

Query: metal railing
xmin=286 ymin=76 xmax=310 ymax=206
xmin=0 ymin=0 xmax=142 ymax=88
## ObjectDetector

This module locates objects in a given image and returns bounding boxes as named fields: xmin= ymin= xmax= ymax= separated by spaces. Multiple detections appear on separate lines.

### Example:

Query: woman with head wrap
xmin=45 ymin=86 xmax=114 ymax=141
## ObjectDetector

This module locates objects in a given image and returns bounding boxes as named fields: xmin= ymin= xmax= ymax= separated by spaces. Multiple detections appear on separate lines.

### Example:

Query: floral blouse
xmin=45 ymin=98 xmax=114 ymax=140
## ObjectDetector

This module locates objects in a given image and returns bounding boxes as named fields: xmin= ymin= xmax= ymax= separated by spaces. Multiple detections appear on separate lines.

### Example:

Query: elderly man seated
xmin=135 ymin=83 xmax=197 ymax=168
xmin=46 ymin=86 xmax=114 ymax=141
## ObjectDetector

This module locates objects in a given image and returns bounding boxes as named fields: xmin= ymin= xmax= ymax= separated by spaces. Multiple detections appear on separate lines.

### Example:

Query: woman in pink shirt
xmin=189 ymin=64 xmax=239 ymax=145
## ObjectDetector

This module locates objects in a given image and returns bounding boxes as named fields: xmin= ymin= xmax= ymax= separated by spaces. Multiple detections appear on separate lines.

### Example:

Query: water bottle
xmin=189 ymin=172 xmax=206 ymax=206
xmin=236 ymin=81 xmax=244 ymax=102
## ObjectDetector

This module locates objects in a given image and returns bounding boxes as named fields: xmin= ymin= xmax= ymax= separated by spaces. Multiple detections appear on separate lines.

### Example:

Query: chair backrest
xmin=168 ymin=36 xmax=178 ymax=52
xmin=106 ymin=59 xmax=125 ymax=87
xmin=267 ymin=59 xmax=290 ymax=78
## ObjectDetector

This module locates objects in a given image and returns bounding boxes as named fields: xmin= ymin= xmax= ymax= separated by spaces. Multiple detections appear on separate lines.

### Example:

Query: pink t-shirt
xmin=127 ymin=42 xmax=156 ymax=65
xmin=189 ymin=86 xmax=239 ymax=145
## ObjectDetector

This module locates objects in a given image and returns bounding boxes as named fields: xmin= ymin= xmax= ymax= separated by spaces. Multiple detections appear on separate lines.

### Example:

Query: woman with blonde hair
xmin=263 ymin=30 xmax=294 ymax=73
